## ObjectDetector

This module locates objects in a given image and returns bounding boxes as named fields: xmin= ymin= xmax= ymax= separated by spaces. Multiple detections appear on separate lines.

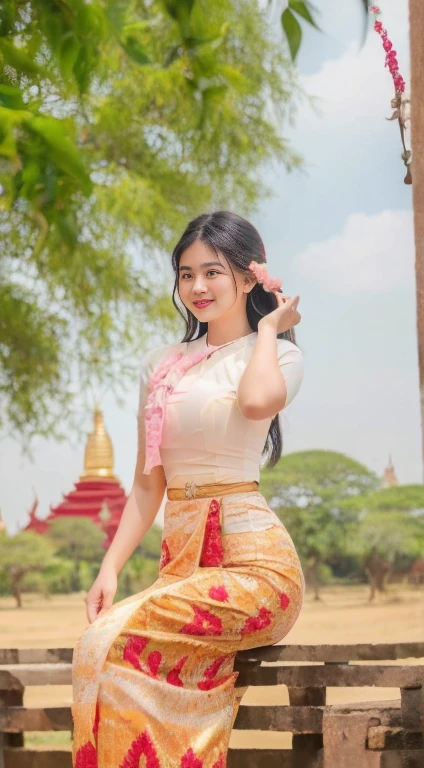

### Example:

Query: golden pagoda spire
xmin=80 ymin=403 xmax=119 ymax=481
xmin=382 ymin=454 xmax=398 ymax=488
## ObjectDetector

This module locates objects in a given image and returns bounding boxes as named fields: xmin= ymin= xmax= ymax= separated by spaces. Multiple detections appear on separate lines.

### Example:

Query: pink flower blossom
xmin=369 ymin=5 xmax=405 ymax=92
xmin=248 ymin=260 xmax=282 ymax=293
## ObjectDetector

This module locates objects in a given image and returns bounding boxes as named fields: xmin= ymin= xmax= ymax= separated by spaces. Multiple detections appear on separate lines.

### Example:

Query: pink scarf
xmin=143 ymin=345 xmax=213 ymax=474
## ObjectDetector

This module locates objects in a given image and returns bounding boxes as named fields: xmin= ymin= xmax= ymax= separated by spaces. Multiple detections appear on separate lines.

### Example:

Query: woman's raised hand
xmin=258 ymin=293 xmax=301 ymax=335
xmin=85 ymin=565 xmax=118 ymax=624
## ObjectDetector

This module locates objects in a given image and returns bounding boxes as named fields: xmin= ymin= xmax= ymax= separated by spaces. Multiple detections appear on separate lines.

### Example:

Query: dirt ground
xmin=1 ymin=584 xmax=423 ymax=750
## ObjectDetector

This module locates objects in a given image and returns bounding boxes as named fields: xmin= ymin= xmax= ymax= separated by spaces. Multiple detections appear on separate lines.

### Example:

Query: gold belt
xmin=167 ymin=480 xmax=259 ymax=501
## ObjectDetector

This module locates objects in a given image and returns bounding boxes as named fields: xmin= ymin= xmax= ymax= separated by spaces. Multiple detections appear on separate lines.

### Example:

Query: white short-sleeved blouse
xmin=138 ymin=331 xmax=304 ymax=488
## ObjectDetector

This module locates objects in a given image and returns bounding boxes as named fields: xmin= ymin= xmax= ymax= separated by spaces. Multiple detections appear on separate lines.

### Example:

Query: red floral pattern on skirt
xmin=180 ymin=604 xmax=223 ymax=636
xmin=119 ymin=729 xmax=160 ymax=768
xmin=181 ymin=748 xmax=203 ymax=768
xmin=208 ymin=584 xmax=229 ymax=602
xmin=93 ymin=701 xmax=100 ymax=737
xmin=167 ymin=654 xmax=188 ymax=687
xmin=75 ymin=741 xmax=98 ymax=768
xmin=72 ymin=492 xmax=304 ymax=768
xmin=197 ymin=655 xmax=233 ymax=691
xmin=199 ymin=500 xmax=223 ymax=567
xmin=240 ymin=606 xmax=274 ymax=636
xmin=123 ymin=636 xmax=162 ymax=678
xmin=159 ymin=539 xmax=171 ymax=570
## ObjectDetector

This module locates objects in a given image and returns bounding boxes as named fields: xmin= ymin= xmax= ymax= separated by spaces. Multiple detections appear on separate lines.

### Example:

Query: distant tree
xmin=341 ymin=485 xmax=424 ymax=600
xmin=113 ymin=523 xmax=162 ymax=598
xmin=136 ymin=523 xmax=162 ymax=560
xmin=0 ymin=530 xmax=55 ymax=607
xmin=46 ymin=517 xmax=105 ymax=592
xmin=1 ymin=0 xmax=300 ymax=444
xmin=41 ymin=556 xmax=76 ymax=595
xmin=260 ymin=450 xmax=380 ymax=599
xmin=118 ymin=556 xmax=160 ymax=599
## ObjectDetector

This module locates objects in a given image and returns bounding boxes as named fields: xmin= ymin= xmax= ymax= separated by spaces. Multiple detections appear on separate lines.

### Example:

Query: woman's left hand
xmin=257 ymin=293 xmax=301 ymax=335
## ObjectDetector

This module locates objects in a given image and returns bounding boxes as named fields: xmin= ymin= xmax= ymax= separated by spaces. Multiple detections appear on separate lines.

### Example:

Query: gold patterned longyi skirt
xmin=71 ymin=483 xmax=305 ymax=768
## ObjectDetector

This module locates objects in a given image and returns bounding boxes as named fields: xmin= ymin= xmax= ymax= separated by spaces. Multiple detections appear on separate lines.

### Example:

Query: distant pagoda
xmin=24 ymin=406 xmax=127 ymax=547
xmin=23 ymin=493 xmax=49 ymax=534
xmin=381 ymin=455 xmax=399 ymax=488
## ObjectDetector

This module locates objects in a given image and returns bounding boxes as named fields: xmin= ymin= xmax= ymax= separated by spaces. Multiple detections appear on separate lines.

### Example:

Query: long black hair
xmin=171 ymin=210 xmax=299 ymax=468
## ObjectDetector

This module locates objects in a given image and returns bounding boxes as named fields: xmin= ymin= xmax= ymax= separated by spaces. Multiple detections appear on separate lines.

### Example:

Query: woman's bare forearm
xmin=100 ymin=479 xmax=165 ymax=575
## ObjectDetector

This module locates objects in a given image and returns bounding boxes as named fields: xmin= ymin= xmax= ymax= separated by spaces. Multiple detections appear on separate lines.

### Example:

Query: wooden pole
xmin=409 ymin=0 xmax=424 ymax=481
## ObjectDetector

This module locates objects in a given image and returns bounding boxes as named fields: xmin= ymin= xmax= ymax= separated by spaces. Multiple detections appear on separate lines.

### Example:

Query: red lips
xmin=193 ymin=300 xmax=213 ymax=307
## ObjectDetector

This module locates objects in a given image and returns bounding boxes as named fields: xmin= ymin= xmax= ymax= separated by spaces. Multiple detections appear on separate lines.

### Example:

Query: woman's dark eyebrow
xmin=178 ymin=261 xmax=224 ymax=272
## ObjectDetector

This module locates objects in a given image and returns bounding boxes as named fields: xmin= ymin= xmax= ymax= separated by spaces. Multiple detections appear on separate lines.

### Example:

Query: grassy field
xmin=1 ymin=584 xmax=423 ymax=750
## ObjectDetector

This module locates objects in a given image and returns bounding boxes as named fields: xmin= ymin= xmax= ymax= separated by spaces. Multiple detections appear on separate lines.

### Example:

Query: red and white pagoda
xmin=23 ymin=407 xmax=127 ymax=547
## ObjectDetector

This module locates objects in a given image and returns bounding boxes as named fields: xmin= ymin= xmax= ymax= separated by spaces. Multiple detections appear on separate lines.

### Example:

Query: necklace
xmin=205 ymin=330 xmax=256 ymax=349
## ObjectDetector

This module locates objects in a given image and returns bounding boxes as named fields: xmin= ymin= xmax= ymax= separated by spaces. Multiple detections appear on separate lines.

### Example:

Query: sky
xmin=1 ymin=0 xmax=418 ymax=535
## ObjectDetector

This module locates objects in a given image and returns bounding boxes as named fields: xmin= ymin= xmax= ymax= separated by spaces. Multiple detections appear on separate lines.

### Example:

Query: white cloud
xmin=293 ymin=209 xmax=414 ymax=294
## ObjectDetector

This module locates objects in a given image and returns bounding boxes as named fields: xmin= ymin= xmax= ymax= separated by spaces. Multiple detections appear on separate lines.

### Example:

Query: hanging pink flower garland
xmin=369 ymin=5 xmax=406 ymax=93
xmin=368 ymin=5 xmax=411 ymax=184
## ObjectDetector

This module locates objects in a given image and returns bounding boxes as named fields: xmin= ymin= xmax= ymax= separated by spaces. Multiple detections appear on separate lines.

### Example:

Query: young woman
xmin=71 ymin=210 xmax=305 ymax=768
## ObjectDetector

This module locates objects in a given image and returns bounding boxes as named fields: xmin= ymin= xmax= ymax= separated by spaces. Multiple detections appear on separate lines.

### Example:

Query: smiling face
xmin=177 ymin=240 xmax=255 ymax=326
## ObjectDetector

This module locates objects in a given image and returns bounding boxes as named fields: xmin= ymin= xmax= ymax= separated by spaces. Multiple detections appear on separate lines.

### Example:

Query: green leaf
xmin=163 ymin=0 xmax=195 ymax=37
xmin=0 ymin=0 xmax=17 ymax=37
xmin=216 ymin=65 xmax=251 ymax=94
xmin=25 ymin=116 xmax=92 ymax=194
xmin=164 ymin=0 xmax=195 ymax=22
xmin=0 ymin=128 xmax=16 ymax=158
xmin=0 ymin=85 xmax=24 ymax=110
xmin=0 ymin=105 xmax=32 ymax=158
xmin=288 ymin=0 xmax=320 ymax=31
xmin=0 ymin=39 xmax=41 ymax=75
xmin=281 ymin=8 xmax=302 ymax=61
xmin=121 ymin=22 xmax=150 ymax=35
xmin=120 ymin=36 xmax=150 ymax=65
xmin=20 ymin=159 xmax=41 ymax=200
xmin=55 ymin=213 xmax=78 ymax=249
xmin=59 ymin=35 xmax=81 ymax=80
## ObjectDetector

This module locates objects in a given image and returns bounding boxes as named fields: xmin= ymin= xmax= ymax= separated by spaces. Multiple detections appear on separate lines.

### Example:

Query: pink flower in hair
xmin=248 ymin=260 xmax=282 ymax=293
